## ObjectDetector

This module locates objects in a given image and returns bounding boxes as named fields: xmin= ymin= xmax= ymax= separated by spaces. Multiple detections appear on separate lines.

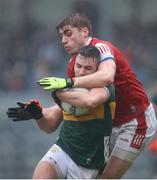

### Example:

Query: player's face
xmin=59 ymin=26 xmax=89 ymax=55
xmin=74 ymin=55 xmax=98 ymax=77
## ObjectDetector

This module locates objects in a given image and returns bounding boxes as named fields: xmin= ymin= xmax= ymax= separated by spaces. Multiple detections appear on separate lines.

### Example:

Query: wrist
xmin=72 ymin=77 xmax=79 ymax=87
xmin=66 ymin=78 xmax=74 ymax=88
xmin=35 ymin=113 xmax=43 ymax=120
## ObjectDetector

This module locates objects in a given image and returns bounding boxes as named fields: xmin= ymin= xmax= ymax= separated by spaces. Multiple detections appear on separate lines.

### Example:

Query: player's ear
xmin=81 ymin=27 xmax=90 ymax=38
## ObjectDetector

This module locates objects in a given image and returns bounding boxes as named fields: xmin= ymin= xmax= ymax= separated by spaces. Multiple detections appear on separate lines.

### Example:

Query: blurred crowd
xmin=113 ymin=19 xmax=157 ymax=86
xmin=0 ymin=23 xmax=64 ymax=92
xmin=0 ymin=0 xmax=157 ymax=178
xmin=0 ymin=0 xmax=157 ymax=94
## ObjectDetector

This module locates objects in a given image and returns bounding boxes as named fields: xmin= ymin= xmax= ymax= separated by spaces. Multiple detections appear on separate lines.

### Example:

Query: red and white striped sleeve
xmin=95 ymin=43 xmax=115 ymax=62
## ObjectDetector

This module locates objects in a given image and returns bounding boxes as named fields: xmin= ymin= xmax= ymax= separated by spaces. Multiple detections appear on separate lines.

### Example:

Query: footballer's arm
xmin=37 ymin=105 xmax=63 ymax=134
xmin=56 ymin=87 xmax=110 ymax=109
xmin=74 ymin=60 xmax=116 ymax=88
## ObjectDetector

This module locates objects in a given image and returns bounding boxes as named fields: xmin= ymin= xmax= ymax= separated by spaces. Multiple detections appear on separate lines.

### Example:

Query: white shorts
xmin=40 ymin=144 xmax=99 ymax=179
xmin=110 ymin=103 xmax=157 ymax=162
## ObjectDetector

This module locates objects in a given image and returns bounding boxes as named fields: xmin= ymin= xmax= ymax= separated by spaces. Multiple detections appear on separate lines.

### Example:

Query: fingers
xmin=7 ymin=107 xmax=19 ymax=111
xmin=38 ymin=83 xmax=51 ymax=87
xmin=7 ymin=113 xmax=19 ymax=118
xmin=7 ymin=107 xmax=19 ymax=116
xmin=37 ymin=78 xmax=51 ymax=83
xmin=17 ymin=101 xmax=26 ymax=108
xmin=12 ymin=119 xmax=21 ymax=121
xmin=37 ymin=80 xmax=51 ymax=87
xmin=43 ymin=86 xmax=52 ymax=90
xmin=7 ymin=109 xmax=19 ymax=118
xmin=12 ymin=118 xmax=30 ymax=122
xmin=37 ymin=77 xmax=51 ymax=81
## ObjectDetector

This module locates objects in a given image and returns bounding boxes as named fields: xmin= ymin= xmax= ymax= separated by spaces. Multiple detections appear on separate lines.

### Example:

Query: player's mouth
xmin=64 ymin=46 xmax=71 ymax=51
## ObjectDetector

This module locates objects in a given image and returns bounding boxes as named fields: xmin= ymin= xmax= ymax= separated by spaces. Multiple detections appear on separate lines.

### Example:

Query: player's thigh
xmin=104 ymin=128 xmax=139 ymax=179
xmin=32 ymin=161 xmax=58 ymax=179
xmin=111 ymin=103 xmax=157 ymax=161
xmin=104 ymin=104 xmax=157 ymax=178
xmin=33 ymin=144 xmax=67 ymax=179
xmin=35 ymin=143 xmax=99 ymax=179
xmin=102 ymin=154 xmax=132 ymax=179
xmin=103 ymin=128 xmax=142 ymax=178
xmin=67 ymin=160 xmax=99 ymax=179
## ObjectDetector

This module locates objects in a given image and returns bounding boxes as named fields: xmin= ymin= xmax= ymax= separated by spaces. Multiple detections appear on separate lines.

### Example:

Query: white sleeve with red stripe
xmin=95 ymin=43 xmax=115 ymax=62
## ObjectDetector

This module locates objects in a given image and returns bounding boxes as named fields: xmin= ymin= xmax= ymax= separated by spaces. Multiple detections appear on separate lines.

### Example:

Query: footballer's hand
xmin=6 ymin=100 xmax=43 ymax=121
xmin=37 ymin=77 xmax=74 ymax=90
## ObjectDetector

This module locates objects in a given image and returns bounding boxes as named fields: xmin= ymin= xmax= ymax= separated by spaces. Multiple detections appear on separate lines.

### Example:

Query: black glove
xmin=7 ymin=100 xmax=43 ymax=121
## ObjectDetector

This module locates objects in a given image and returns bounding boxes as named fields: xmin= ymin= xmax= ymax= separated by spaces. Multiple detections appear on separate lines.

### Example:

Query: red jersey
xmin=67 ymin=37 xmax=150 ymax=126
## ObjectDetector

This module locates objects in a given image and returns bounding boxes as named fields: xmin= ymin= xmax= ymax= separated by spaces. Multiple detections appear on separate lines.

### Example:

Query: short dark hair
xmin=56 ymin=13 xmax=92 ymax=35
xmin=78 ymin=45 xmax=100 ymax=62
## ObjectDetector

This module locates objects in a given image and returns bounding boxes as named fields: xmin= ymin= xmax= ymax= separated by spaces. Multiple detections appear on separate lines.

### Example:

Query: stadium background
xmin=0 ymin=0 xmax=157 ymax=178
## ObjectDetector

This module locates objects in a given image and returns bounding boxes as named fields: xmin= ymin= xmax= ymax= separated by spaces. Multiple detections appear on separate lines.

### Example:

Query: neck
xmin=84 ymin=37 xmax=92 ymax=46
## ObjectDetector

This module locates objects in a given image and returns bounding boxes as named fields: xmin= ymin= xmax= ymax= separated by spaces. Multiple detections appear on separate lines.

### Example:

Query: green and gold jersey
xmin=56 ymin=84 xmax=115 ymax=169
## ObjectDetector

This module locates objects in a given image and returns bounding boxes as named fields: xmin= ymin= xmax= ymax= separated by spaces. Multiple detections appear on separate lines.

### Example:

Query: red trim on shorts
xmin=130 ymin=112 xmax=147 ymax=149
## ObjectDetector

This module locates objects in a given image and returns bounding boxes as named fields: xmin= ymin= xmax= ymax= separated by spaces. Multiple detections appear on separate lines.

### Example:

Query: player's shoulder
xmin=91 ymin=37 xmax=113 ymax=53
xmin=91 ymin=37 xmax=112 ymax=46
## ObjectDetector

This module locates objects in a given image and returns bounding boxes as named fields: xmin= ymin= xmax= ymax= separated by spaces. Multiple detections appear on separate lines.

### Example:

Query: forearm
xmin=37 ymin=61 xmax=115 ymax=91
xmin=73 ymin=71 xmax=109 ymax=88
xmin=57 ymin=91 xmax=90 ymax=107
xmin=36 ymin=105 xmax=62 ymax=133
xmin=57 ymin=88 xmax=109 ymax=108
xmin=73 ymin=61 xmax=116 ymax=88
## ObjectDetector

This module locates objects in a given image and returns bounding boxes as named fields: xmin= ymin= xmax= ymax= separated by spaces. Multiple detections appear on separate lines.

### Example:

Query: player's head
xmin=56 ymin=13 xmax=92 ymax=55
xmin=74 ymin=45 xmax=100 ymax=77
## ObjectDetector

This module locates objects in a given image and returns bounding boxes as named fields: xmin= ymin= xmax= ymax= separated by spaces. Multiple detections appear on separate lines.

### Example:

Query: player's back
xmin=111 ymin=43 xmax=149 ymax=125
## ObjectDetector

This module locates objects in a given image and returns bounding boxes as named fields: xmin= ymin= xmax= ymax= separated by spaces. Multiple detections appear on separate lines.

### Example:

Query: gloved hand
xmin=6 ymin=100 xmax=43 ymax=121
xmin=37 ymin=77 xmax=74 ymax=90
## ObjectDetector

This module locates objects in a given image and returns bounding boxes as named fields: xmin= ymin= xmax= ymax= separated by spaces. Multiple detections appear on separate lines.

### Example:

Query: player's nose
xmin=78 ymin=68 xmax=86 ymax=76
xmin=62 ymin=36 xmax=68 ymax=44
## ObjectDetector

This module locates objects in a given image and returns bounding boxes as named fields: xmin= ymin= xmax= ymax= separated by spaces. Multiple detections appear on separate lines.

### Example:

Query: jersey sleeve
xmin=95 ymin=43 xmax=115 ymax=62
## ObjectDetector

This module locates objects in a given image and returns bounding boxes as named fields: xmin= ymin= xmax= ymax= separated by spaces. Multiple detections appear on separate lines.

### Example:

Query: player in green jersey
xmin=7 ymin=45 xmax=115 ymax=179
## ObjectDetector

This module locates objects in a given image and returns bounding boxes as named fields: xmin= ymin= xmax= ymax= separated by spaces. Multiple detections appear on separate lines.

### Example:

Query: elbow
xmin=100 ymin=69 xmax=115 ymax=85
xmin=44 ymin=130 xmax=53 ymax=134
xmin=108 ymin=75 xmax=114 ymax=84
xmin=39 ymin=126 xmax=54 ymax=134
xmin=44 ymin=128 xmax=54 ymax=134
xmin=38 ymin=124 xmax=55 ymax=134
xmin=104 ymin=74 xmax=114 ymax=85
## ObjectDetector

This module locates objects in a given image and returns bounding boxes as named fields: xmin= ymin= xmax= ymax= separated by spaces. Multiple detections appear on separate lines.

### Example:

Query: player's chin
xmin=68 ymin=48 xmax=78 ymax=55
xmin=68 ymin=50 xmax=75 ymax=55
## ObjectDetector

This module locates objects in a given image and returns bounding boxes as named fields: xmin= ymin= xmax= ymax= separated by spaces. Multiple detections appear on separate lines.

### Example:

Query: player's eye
xmin=63 ymin=29 xmax=72 ymax=36
xmin=85 ymin=66 xmax=92 ymax=71
xmin=76 ymin=63 xmax=82 ymax=69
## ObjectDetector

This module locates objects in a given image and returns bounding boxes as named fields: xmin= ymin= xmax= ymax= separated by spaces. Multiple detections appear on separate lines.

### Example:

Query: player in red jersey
xmin=37 ymin=13 xmax=157 ymax=178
